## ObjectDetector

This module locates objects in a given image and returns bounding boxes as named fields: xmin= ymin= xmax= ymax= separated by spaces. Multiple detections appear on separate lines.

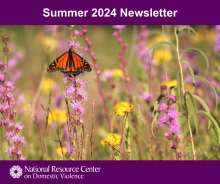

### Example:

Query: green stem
xmin=175 ymin=27 xmax=196 ymax=160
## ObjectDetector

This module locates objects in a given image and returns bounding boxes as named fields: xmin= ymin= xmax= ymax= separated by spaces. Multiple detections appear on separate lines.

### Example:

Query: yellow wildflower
xmin=189 ymin=32 xmax=204 ymax=44
xmin=56 ymin=147 xmax=67 ymax=157
xmin=189 ymin=30 xmax=216 ymax=44
xmin=101 ymin=133 xmax=121 ymax=147
xmin=162 ymin=80 xmax=178 ymax=88
xmin=48 ymin=109 xmax=67 ymax=125
xmin=41 ymin=78 xmax=55 ymax=94
xmin=35 ymin=33 xmax=58 ymax=52
xmin=148 ymin=34 xmax=169 ymax=46
xmin=112 ymin=69 xmax=123 ymax=77
xmin=113 ymin=102 xmax=134 ymax=116
xmin=154 ymin=50 xmax=172 ymax=65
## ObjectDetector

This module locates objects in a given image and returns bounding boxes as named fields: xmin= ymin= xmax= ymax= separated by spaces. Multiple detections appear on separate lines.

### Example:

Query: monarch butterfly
xmin=47 ymin=48 xmax=92 ymax=77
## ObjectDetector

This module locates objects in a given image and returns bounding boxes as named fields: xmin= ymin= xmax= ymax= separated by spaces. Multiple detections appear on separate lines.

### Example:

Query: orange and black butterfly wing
xmin=61 ymin=51 xmax=92 ymax=76
xmin=83 ymin=60 xmax=92 ymax=72
xmin=47 ymin=51 xmax=70 ymax=73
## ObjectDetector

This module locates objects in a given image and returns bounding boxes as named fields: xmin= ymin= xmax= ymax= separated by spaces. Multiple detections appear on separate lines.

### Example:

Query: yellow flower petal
xmin=56 ymin=147 xmax=67 ymax=157
xmin=101 ymin=133 xmax=121 ymax=147
xmin=113 ymin=102 xmax=134 ymax=116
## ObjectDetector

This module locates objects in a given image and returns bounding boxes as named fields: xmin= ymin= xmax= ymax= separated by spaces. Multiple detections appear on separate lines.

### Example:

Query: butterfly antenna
xmin=61 ymin=42 xmax=69 ymax=48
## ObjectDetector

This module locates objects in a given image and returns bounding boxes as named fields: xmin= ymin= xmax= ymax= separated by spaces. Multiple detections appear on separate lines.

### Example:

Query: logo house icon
xmin=10 ymin=166 xmax=23 ymax=178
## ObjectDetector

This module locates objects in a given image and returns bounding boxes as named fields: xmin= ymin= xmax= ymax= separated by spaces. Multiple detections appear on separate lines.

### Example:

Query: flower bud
xmin=92 ymin=56 xmax=97 ymax=61
xmin=173 ymin=142 xmax=178 ymax=148
xmin=160 ymin=85 xmax=170 ymax=97
xmin=113 ymin=31 xmax=119 ymax=38
xmin=0 ymin=61 xmax=4 ymax=71
xmin=69 ymin=113 xmax=74 ymax=118
xmin=164 ymin=132 xmax=172 ymax=139
xmin=84 ymin=47 xmax=89 ymax=53
xmin=123 ymin=59 xmax=128 ymax=65
xmin=123 ymin=43 xmax=128 ymax=50
xmin=83 ymin=29 xmax=88 ymax=34
xmin=107 ymin=94 xmax=112 ymax=99
xmin=119 ymin=50 xmax=123 ymax=55
xmin=168 ymin=95 xmax=177 ymax=105
xmin=118 ymin=38 xmax=122 ymax=45
xmin=118 ymin=55 xmax=123 ymax=61
xmin=3 ymin=47 xmax=9 ymax=55
xmin=176 ymin=134 xmax=182 ymax=143
xmin=179 ymin=151 xmax=184 ymax=157
xmin=2 ymin=35 xmax=9 ymax=44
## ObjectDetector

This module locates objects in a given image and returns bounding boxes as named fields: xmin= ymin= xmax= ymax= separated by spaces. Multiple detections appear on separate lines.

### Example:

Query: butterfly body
xmin=47 ymin=48 xmax=92 ymax=76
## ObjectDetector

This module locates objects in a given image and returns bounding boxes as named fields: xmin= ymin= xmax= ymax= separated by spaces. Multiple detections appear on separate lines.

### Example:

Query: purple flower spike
xmin=158 ymin=103 xmax=168 ymax=112
xmin=168 ymin=95 xmax=177 ymax=102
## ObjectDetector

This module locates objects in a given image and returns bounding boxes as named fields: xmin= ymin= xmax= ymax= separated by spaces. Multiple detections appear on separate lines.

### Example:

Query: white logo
xmin=10 ymin=165 xmax=23 ymax=178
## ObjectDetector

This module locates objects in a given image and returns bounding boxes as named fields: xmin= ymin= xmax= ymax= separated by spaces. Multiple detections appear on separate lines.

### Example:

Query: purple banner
xmin=0 ymin=0 xmax=219 ymax=25
xmin=1 ymin=161 xmax=218 ymax=183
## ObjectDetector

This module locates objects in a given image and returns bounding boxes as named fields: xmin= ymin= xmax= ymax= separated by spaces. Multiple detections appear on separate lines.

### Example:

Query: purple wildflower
xmin=65 ymin=85 xmax=76 ymax=97
xmin=113 ymin=25 xmax=125 ymax=29
xmin=3 ymin=102 xmax=10 ymax=112
xmin=63 ymin=74 xmax=74 ymax=83
xmin=140 ymin=92 xmax=151 ymax=103
xmin=13 ymin=52 xmax=23 ymax=59
xmin=168 ymin=105 xmax=176 ymax=111
xmin=71 ymin=102 xmax=85 ymax=114
xmin=158 ymin=103 xmax=168 ymax=112
xmin=74 ymin=30 xmax=79 ymax=36
xmin=68 ymin=40 xmax=81 ymax=49
xmin=10 ymin=70 xmax=22 ymax=81
xmin=5 ymin=81 xmax=15 ymax=91
xmin=11 ymin=134 xmax=20 ymax=143
xmin=169 ymin=120 xmax=181 ymax=134
xmin=158 ymin=115 xmax=169 ymax=127
xmin=6 ymin=131 xmax=14 ymax=140
xmin=0 ymin=74 xmax=6 ymax=83
xmin=0 ymin=61 xmax=4 ymax=70
xmin=77 ymin=88 xmax=88 ymax=101
xmin=168 ymin=95 xmax=177 ymax=102
xmin=75 ymin=78 xmax=85 ymax=88
xmin=100 ymin=71 xmax=112 ymax=81
xmin=6 ymin=146 xmax=14 ymax=156
xmin=168 ymin=110 xmax=179 ymax=120
xmin=15 ymin=123 xmax=25 ymax=132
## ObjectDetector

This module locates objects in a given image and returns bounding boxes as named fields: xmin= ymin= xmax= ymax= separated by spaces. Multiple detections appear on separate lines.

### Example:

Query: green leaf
xmin=153 ymin=95 xmax=163 ymax=116
xmin=182 ymin=60 xmax=195 ymax=93
xmin=193 ymin=95 xmax=211 ymax=129
xmin=177 ymin=25 xmax=199 ymax=36
xmin=197 ymin=110 xmax=220 ymax=147
xmin=184 ymin=75 xmax=218 ymax=108
xmin=72 ymin=140 xmax=77 ymax=150
xmin=185 ymin=92 xmax=199 ymax=132
xmin=144 ymin=41 xmax=177 ymax=63
xmin=150 ymin=95 xmax=164 ymax=138
xmin=180 ymin=48 xmax=209 ymax=71
xmin=177 ymin=72 xmax=183 ymax=112
xmin=70 ymin=156 xmax=74 ymax=160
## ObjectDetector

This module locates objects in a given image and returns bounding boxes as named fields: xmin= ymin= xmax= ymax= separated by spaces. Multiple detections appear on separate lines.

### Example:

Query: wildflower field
xmin=0 ymin=25 xmax=220 ymax=160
